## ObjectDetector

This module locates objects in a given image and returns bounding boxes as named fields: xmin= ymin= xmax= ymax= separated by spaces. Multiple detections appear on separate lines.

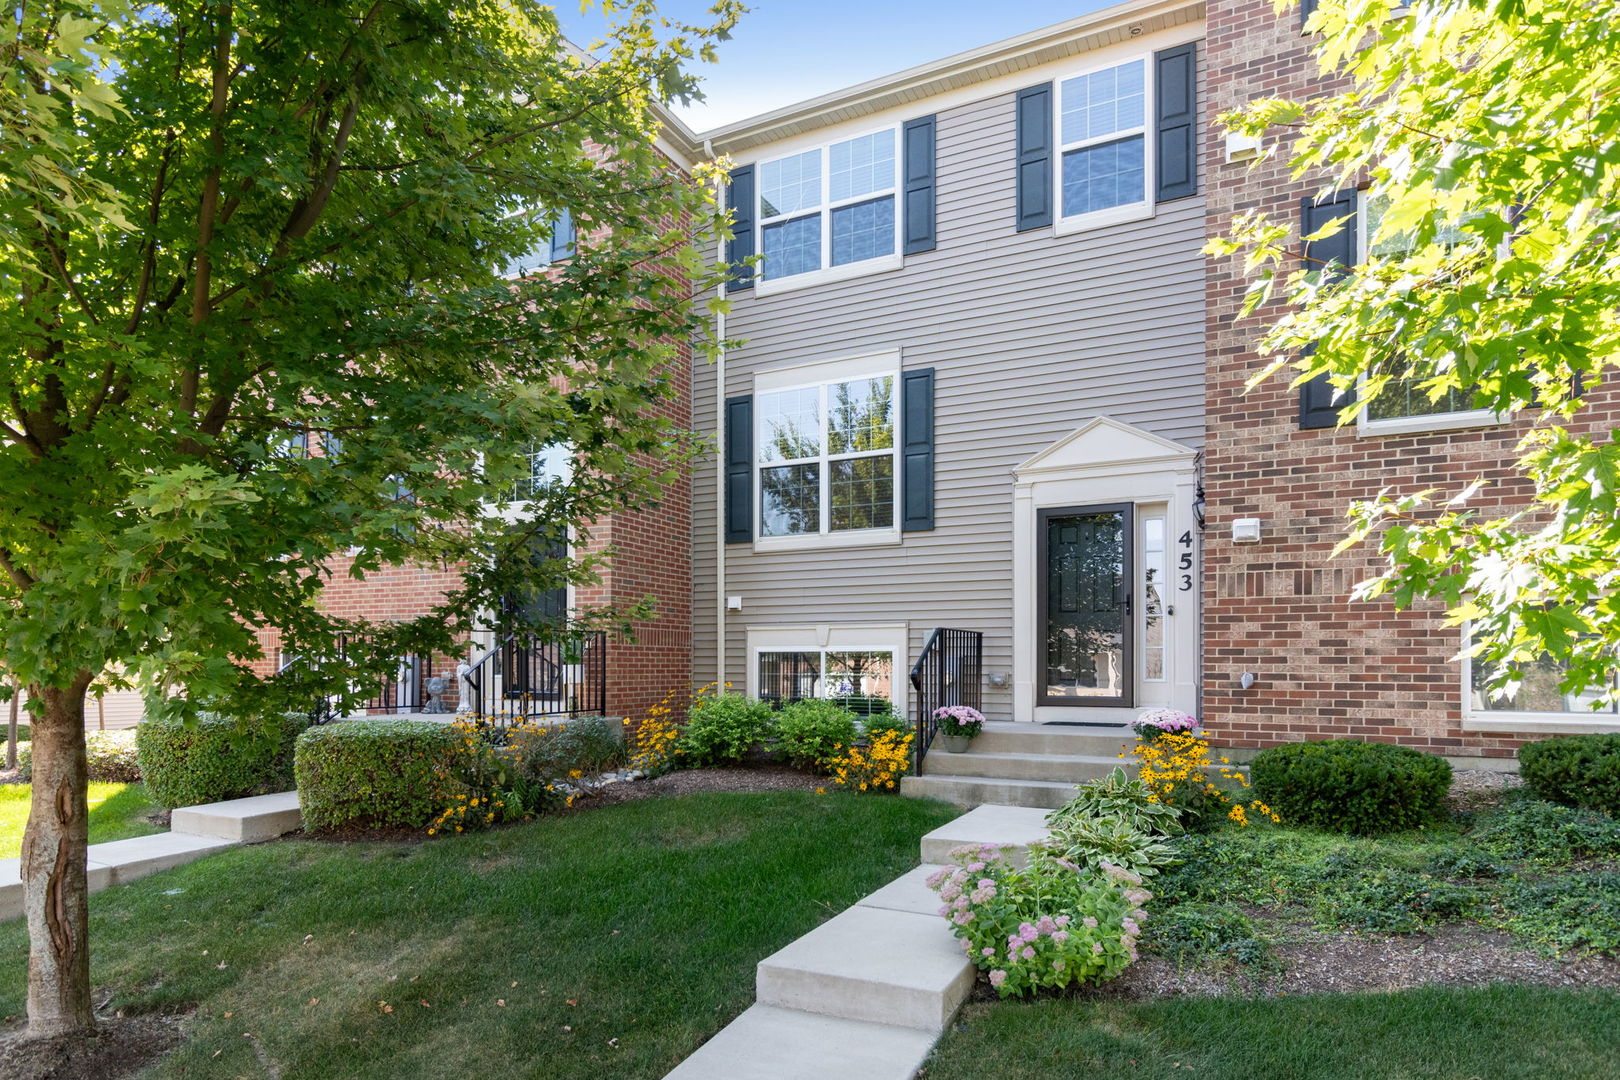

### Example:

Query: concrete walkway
xmin=664 ymin=803 xmax=1052 ymax=1080
xmin=0 ymin=790 xmax=302 ymax=922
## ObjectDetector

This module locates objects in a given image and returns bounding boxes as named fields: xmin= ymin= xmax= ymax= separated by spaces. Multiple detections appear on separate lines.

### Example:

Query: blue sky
xmin=556 ymin=1 xmax=1121 ymax=132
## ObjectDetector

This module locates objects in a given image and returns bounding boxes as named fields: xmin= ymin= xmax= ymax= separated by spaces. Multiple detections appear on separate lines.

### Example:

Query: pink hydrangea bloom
xmin=1036 ymin=915 xmax=1057 ymax=934
xmin=1018 ymin=923 xmax=1039 ymax=943
xmin=1091 ymin=942 xmax=1104 ymax=955
xmin=1052 ymin=931 xmax=1069 ymax=945
xmin=1055 ymin=915 xmax=1072 ymax=928
xmin=1052 ymin=959 xmax=1066 ymax=972
xmin=1122 ymin=918 xmax=1140 ymax=936
xmin=1021 ymin=945 xmax=1036 ymax=960
xmin=989 ymin=970 xmax=1007 ymax=988
xmin=1082 ymin=916 xmax=1098 ymax=929
xmin=982 ymin=947 xmax=995 ymax=957
xmin=953 ymin=910 xmax=975 ymax=926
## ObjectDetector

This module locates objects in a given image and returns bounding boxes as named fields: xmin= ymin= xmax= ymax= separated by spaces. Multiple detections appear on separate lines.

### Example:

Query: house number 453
xmin=1177 ymin=531 xmax=1195 ymax=592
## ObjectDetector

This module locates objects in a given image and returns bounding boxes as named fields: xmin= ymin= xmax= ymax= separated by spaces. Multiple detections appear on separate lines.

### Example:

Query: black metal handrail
xmin=277 ymin=637 xmax=428 ymax=721
xmin=910 ymin=627 xmax=984 ymax=774
xmin=462 ymin=630 xmax=607 ymax=725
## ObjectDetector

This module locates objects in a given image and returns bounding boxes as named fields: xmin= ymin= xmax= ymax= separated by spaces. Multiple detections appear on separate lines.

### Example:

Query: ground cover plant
xmin=0 ymin=784 xmax=162 ymax=860
xmin=0 ymin=792 xmax=958 ymax=1078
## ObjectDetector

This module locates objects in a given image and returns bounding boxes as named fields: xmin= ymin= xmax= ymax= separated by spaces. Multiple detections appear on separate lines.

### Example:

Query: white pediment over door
xmin=1014 ymin=416 xmax=1196 ymax=478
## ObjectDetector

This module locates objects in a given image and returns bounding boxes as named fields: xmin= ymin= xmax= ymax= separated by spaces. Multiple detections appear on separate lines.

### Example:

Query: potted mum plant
xmin=935 ymin=705 xmax=986 ymax=753
xmin=1131 ymin=708 xmax=1200 ymax=742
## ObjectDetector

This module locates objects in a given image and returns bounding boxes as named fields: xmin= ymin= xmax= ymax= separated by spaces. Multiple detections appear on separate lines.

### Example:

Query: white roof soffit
xmin=694 ymin=0 xmax=1204 ymax=157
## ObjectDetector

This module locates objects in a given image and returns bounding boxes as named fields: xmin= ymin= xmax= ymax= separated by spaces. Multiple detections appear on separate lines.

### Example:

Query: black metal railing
xmin=462 ymin=630 xmax=607 ymax=724
xmin=277 ymin=638 xmax=429 ymax=722
xmin=910 ymin=628 xmax=984 ymax=774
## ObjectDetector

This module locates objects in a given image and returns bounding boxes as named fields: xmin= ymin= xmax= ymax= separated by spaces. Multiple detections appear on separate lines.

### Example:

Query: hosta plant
xmin=927 ymin=844 xmax=1149 ymax=997
xmin=1047 ymin=766 xmax=1184 ymax=836
xmin=1040 ymin=815 xmax=1182 ymax=879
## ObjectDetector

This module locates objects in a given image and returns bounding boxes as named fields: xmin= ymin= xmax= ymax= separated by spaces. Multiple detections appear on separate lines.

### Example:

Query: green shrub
xmin=859 ymin=710 xmax=910 ymax=740
xmin=1048 ymin=767 xmax=1184 ymax=836
xmin=295 ymin=719 xmax=457 ymax=831
xmin=676 ymin=692 xmax=774 ymax=766
xmin=14 ymin=729 xmax=143 ymax=782
xmin=514 ymin=716 xmax=624 ymax=778
xmin=136 ymin=712 xmax=311 ymax=809
xmin=774 ymin=699 xmax=859 ymax=771
xmin=1250 ymin=740 xmax=1452 ymax=835
xmin=1519 ymin=734 xmax=1620 ymax=816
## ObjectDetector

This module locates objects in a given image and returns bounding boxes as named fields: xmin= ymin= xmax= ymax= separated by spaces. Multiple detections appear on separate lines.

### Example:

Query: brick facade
xmin=1200 ymin=0 xmax=1617 ymax=760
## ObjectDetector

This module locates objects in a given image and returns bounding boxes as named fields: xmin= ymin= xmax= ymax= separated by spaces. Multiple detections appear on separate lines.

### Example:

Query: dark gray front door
xmin=1038 ymin=504 xmax=1133 ymax=708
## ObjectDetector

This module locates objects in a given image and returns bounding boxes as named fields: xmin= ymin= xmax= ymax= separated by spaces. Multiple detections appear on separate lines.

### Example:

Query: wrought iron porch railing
xmin=461 ymin=630 xmax=607 ymax=728
xmin=910 ymin=628 xmax=984 ymax=774
xmin=276 ymin=637 xmax=429 ymax=722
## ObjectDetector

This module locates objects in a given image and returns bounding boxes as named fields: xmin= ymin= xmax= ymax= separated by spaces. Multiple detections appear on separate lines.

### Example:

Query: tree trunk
xmin=22 ymin=675 xmax=96 ymax=1039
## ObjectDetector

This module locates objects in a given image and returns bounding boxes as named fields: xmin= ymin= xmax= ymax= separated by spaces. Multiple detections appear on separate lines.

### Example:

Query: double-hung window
xmin=757 ymin=128 xmax=900 ymax=288
xmin=499 ymin=206 xmax=574 ymax=279
xmin=756 ymin=365 xmax=898 ymax=545
xmin=1057 ymin=57 xmax=1151 ymax=229
xmin=1356 ymin=191 xmax=1497 ymax=435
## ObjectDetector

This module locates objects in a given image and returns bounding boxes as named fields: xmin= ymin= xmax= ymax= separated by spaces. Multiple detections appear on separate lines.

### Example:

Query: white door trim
xmin=1011 ymin=417 xmax=1200 ymax=723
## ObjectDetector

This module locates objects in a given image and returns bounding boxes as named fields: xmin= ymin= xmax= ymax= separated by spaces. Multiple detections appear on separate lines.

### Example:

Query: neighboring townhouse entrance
xmin=1011 ymin=418 xmax=1201 ymax=724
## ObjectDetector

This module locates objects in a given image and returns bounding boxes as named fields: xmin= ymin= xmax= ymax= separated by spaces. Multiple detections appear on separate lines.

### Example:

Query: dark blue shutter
xmin=725 ymin=395 xmax=753 ymax=542
xmin=902 ymin=115 xmax=937 ymax=255
xmin=1154 ymin=44 xmax=1197 ymax=203
xmin=1298 ymin=189 xmax=1358 ymax=429
xmin=726 ymin=165 xmax=756 ymax=292
xmin=900 ymin=369 xmax=935 ymax=532
xmin=1014 ymin=83 xmax=1053 ymax=231
xmin=549 ymin=208 xmax=575 ymax=261
xmin=1300 ymin=0 xmax=1319 ymax=27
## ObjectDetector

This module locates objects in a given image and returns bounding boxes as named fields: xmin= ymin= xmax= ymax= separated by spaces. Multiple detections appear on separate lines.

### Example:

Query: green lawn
xmin=924 ymin=986 xmax=1620 ymax=1080
xmin=0 ymin=791 xmax=957 ymax=1078
xmin=0 ymin=781 xmax=162 ymax=858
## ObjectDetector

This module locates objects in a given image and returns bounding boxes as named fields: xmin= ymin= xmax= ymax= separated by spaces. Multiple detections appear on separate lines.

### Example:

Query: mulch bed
xmin=0 ymin=1015 xmax=185 ymax=1080
xmin=582 ymin=763 xmax=823 ymax=810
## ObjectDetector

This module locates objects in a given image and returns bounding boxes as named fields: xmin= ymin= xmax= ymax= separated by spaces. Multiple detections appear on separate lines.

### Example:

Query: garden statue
xmin=422 ymin=674 xmax=452 ymax=714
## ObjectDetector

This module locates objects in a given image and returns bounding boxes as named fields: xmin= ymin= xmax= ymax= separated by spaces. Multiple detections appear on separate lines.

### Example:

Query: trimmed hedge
xmin=295 ymin=719 xmax=457 ymax=832
xmin=136 ymin=712 xmax=311 ymax=809
xmin=1520 ymin=734 xmax=1620 ymax=816
xmin=13 ymin=729 xmax=143 ymax=783
xmin=1250 ymin=739 xmax=1452 ymax=835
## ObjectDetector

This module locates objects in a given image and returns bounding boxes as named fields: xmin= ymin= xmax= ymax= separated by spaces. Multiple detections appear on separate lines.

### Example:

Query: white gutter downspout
xmin=708 ymin=139 xmax=727 ymax=689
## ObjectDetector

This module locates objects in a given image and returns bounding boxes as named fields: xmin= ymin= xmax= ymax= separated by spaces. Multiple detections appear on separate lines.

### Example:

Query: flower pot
xmin=940 ymin=734 xmax=974 ymax=754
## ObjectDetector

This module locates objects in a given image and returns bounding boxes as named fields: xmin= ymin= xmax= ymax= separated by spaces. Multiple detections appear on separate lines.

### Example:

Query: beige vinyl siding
xmin=693 ymin=60 xmax=1206 ymax=720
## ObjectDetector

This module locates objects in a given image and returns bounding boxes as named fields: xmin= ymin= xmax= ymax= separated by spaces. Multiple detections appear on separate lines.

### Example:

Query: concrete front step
xmin=856 ymin=863 xmax=949 ymax=917
xmin=171 ymin=791 xmax=302 ymax=843
xmin=755 ymin=904 xmax=975 ymax=1032
xmin=923 ymin=749 xmax=1124 ymax=784
xmin=918 ymin=803 xmax=1051 ymax=866
xmin=901 ymin=773 xmax=1077 ymax=810
xmin=0 ymin=831 xmax=236 ymax=922
xmin=967 ymin=721 xmax=1133 ymax=757
xmin=663 ymin=1004 xmax=936 ymax=1080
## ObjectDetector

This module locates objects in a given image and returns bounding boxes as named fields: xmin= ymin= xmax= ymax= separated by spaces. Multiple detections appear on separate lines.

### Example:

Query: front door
xmin=1038 ymin=504 xmax=1133 ymax=708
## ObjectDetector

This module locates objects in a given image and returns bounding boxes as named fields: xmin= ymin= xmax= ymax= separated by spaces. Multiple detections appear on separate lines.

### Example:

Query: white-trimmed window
xmin=512 ymin=442 xmax=572 ymax=502
xmin=757 ymin=127 xmax=900 ymax=287
xmin=499 ymin=207 xmax=574 ymax=279
xmin=1464 ymin=635 xmax=1619 ymax=731
xmin=1356 ymin=191 xmax=1497 ymax=435
xmin=756 ymin=359 xmax=898 ymax=545
xmin=1056 ymin=57 xmax=1152 ymax=231
xmin=746 ymin=624 xmax=909 ymax=716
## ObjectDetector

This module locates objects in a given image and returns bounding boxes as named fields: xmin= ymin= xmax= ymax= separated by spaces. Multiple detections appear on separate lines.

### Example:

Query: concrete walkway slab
xmin=856 ymin=863 xmax=949 ymax=918
xmin=171 ymin=790 xmax=302 ymax=842
xmin=756 ymin=904 xmax=975 ymax=1032
xmin=1 ymin=828 xmax=239 ymax=922
xmin=918 ymin=803 xmax=1050 ymax=866
xmin=663 ymin=1004 xmax=936 ymax=1080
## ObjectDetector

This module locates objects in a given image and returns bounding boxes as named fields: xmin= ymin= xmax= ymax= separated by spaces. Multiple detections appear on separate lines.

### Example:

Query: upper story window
xmin=756 ymin=364 xmax=897 ymax=545
xmin=1058 ymin=58 xmax=1149 ymax=224
xmin=499 ymin=207 xmax=574 ymax=279
xmin=1355 ymin=191 xmax=1497 ymax=435
xmin=513 ymin=442 xmax=572 ymax=502
xmin=757 ymin=128 xmax=900 ymax=287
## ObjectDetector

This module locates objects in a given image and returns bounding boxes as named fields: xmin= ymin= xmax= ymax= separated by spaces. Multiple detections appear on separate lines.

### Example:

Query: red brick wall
xmin=1201 ymin=0 xmax=1617 ymax=759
